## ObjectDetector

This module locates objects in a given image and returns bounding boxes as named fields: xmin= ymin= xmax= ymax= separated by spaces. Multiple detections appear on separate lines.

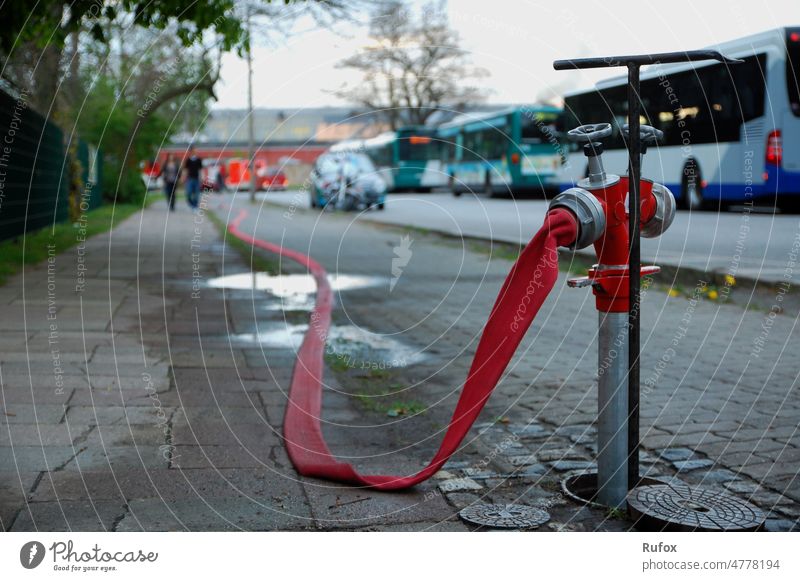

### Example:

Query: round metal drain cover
xmin=459 ymin=503 xmax=550 ymax=529
xmin=628 ymin=484 xmax=765 ymax=532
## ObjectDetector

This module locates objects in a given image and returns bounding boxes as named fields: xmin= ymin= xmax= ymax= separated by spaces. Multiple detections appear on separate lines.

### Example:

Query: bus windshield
xmin=398 ymin=136 xmax=436 ymax=161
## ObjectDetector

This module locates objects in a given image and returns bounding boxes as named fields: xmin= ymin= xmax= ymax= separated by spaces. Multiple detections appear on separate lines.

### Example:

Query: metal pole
xmin=627 ymin=63 xmax=641 ymax=491
xmin=597 ymin=311 xmax=629 ymax=508
xmin=247 ymin=6 xmax=257 ymax=203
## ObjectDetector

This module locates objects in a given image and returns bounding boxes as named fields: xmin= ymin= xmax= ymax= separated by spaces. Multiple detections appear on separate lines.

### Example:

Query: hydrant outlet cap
xmin=641 ymin=182 xmax=676 ymax=238
xmin=549 ymin=187 xmax=605 ymax=250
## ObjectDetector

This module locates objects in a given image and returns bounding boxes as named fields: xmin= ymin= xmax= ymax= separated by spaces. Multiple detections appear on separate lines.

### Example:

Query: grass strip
xmin=0 ymin=203 xmax=143 ymax=286
xmin=206 ymin=209 xmax=282 ymax=275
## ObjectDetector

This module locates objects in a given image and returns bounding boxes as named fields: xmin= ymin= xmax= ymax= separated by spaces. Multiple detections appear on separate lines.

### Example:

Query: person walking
xmin=183 ymin=145 xmax=203 ymax=210
xmin=215 ymin=161 xmax=226 ymax=193
xmin=160 ymin=154 xmax=180 ymax=211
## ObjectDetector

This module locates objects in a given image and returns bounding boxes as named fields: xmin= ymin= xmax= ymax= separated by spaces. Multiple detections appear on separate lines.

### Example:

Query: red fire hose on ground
xmin=227 ymin=208 xmax=578 ymax=490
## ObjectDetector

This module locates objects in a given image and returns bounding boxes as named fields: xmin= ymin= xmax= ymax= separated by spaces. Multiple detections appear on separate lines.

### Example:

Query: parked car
xmin=259 ymin=167 xmax=288 ymax=191
xmin=140 ymin=160 xmax=162 ymax=190
xmin=310 ymin=151 xmax=387 ymax=211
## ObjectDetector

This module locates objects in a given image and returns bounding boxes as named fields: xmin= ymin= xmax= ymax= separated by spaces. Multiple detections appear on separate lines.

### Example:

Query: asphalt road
xmin=261 ymin=190 xmax=800 ymax=284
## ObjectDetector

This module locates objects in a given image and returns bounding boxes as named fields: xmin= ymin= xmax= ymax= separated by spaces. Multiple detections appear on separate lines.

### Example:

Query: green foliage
xmin=206 ymin=210 xmax=282 ymax=275
xmin=352 ymin=389 xmax=426 ymax=417
xmin=1 ymin=1 xmax=347 ymax=204
xmin=606 ymin=507 xmax=628 ymax=520
xmin=0 ymin=0 xmax=245 ymax=54
xmin=74 ymin=76 xmax=166 ymax=203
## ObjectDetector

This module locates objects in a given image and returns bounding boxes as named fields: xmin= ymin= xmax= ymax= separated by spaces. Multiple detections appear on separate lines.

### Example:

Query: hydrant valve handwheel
xmin=567 ymin=123 xmax=613 ymax=142
xmin=623 ymin=123 xmax=664 ymax=148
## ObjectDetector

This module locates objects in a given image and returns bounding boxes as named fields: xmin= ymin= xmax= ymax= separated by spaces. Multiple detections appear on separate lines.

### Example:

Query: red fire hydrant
xmin=548 ymin=122 xmax=675 ymax=508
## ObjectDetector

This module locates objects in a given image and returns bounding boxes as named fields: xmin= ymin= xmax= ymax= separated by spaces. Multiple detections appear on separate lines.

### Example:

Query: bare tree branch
xmin=333 ymin=1 xmax=488 ymax=129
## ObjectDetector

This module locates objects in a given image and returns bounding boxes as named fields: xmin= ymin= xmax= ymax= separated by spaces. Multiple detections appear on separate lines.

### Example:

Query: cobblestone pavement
xmin=1 ymin=193 xmax=798 ymax=531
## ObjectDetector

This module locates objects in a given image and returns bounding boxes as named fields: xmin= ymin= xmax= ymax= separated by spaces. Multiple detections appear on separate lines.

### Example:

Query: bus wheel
xmin=682 ymin=161 xmax=705 ymax=211
xmin=378 ymin=202 xmax=385 ymax=210
xmin=778 ymin=197 xmax=800 ymax=213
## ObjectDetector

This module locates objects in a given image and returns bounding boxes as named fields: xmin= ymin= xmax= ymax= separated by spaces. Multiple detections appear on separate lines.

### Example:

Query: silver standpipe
xmin=597 ymin=310 xmax=629 ymax=508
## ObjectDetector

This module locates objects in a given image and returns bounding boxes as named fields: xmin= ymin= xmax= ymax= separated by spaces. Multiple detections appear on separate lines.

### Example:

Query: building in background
xmin=159 ymin=107 xmax=390 ymax=188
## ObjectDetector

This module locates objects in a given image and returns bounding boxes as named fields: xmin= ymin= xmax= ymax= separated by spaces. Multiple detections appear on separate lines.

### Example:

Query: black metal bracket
xmin=553 ymin=50 xmax=743 ymax=70
xmin=552 ymin=49 xmax=740 ymax=493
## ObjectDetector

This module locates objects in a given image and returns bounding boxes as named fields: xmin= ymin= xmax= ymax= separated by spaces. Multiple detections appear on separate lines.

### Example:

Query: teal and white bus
xmin=360 ymin=127 xmax=447 ymax=192
xmin=562 ymin=27 xmax=800 ymax=211
xmin=436 ymin=106 xmax=564 ymax=197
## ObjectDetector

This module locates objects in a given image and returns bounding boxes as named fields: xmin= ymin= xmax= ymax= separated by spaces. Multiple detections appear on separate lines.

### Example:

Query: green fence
xmin=0 ymin=86 xmax=102 ymax=242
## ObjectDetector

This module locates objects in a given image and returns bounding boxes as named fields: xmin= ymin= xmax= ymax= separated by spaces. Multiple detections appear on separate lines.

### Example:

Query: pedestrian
xmin=160 ymin=154 xmax=180 ymax=211
xmin=183 ymin=145 xmax=203 ymax=210
xmin=215 ymin=161 xmax=226 ymax=193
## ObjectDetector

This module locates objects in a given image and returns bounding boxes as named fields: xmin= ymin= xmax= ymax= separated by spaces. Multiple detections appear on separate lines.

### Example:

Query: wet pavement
xmin=1 ymin=192 xmax=798 ymax=531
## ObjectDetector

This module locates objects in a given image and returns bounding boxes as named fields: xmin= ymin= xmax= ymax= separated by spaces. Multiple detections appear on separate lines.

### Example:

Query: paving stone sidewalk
xmin=1 ymin=195 xmax=798 ymax=532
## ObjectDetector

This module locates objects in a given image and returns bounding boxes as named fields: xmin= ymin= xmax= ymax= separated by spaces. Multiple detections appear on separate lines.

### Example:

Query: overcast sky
xmin=212 ymin=0 xmax=799 ymax=111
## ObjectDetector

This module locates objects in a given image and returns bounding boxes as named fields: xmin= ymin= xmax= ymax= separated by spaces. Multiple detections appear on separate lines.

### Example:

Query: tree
xmin=1 ymin=1 xmax=362 ymax=203
xmin=0 ymin=1 xmax=244 ymax=202
xmin=70 ymin=23 xmax=220 ymax=202
xmin=334 ymin=1 xmax=488 ymax=129
xmin=0 ymin=1 xmax=244 ymax=55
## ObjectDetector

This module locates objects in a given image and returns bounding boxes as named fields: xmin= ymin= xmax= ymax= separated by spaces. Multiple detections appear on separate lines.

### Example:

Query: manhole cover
xmin=627 ymin=484 xmax=766 ymax=532
xmin=459 ymin=503 xmax=550 ymax=529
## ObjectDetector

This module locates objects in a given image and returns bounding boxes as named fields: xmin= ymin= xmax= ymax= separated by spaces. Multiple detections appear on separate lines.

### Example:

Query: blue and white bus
xmin=437 ymin=106 xmax=564 ymax=197
xmin=361 ymin=127 xmax=447 ymax=192
xmin=561 ymin=27 xmax=800 ymax=211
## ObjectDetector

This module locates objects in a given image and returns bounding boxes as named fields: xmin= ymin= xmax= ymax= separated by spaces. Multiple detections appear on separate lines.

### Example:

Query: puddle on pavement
xmin=261 ymin=294 xmax=316 ymax=311
xmin=208 ymin=272 xmax=387 ymax=311
xmin=326 ymin=325 xmax=426 ymax=369
xmin=230 ymin=323 xmax=425 ymax=369
xmin=213 ymin=272 xmax=418 ymax=368
xmin=230 ymin=324 xmax=308 ymax=350
xmin=207 ymin=272 xmax=384 ymax=296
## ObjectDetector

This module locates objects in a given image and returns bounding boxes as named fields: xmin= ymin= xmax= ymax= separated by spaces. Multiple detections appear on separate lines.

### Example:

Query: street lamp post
xmin=247 ymin=6 xmax=257 ymax=202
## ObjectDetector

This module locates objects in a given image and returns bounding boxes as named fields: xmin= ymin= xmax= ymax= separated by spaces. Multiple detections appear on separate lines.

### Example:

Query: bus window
xmin=640 ymin=54 xmax=765 ymax=145
xmin=461 ymin=131 xmax=479 ymax=161
xmin=369 ymin=143 xmax=393 ymax=168
xmin=440 ymin=137 xmax=456 ymax=164
xmin=566 ymin=85 xmax=627 ymax=149
xmin=462 ymin=129 xmax=506 ymax=161
xmin=520 ymin=119 xmax=556 ymax=144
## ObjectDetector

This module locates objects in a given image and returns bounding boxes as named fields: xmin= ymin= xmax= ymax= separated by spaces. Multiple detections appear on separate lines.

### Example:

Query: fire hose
xmin=223 ymin=46 xmax=756 ymax=527
xmin=228 ymin=208 xmax=578 ymax=489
